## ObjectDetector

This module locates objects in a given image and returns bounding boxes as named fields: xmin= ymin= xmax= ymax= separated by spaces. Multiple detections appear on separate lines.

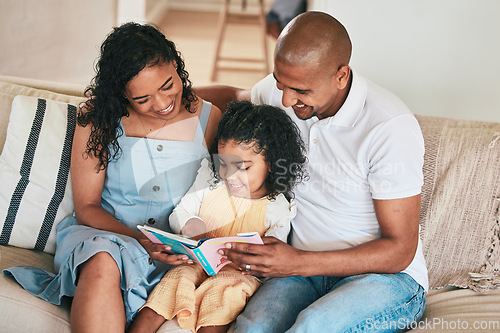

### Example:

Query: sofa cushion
xmin=417 ymin=115 xmax=500 ymax=291
xmin=0 ymin=80 xmax=85 ymax=154
xmin=0 ymin=245 xmax=71 ymax=332
xmin=413 ymin=287 xmax=500 ymax=332
xmin=0 ymin=96 xmax=76 ymax=254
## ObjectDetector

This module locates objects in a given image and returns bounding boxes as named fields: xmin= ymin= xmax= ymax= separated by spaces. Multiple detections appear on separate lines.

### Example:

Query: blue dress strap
xmin=194 ymin=100 xmax=212 ymax=143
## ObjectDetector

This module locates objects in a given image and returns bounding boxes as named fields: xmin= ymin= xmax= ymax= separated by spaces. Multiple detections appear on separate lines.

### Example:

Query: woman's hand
xmin=137 ymin=234 xmax=194 ymax=266
xmin=218 ymin=236 xmax=305 ymax=278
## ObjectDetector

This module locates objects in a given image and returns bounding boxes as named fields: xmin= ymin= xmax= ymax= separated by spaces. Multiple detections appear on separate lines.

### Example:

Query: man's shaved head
xmin=275 ymin=11 xmax=352 ymax=76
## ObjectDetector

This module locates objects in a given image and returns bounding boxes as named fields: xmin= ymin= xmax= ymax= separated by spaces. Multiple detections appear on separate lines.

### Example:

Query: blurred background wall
xmin=314 ymin=0 xmax=500 ymax=122
xmin=0 ymin=0 xmax=498 ymax=122
xmin=0 ymin=0 xmax=118 ymax=85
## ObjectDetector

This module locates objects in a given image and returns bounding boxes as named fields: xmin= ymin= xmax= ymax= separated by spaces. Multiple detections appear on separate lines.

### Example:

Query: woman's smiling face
xmin=217 ymin=139 xmax=270 ymax=199
xmin=125 ymin=61 xmax=184 ymax=121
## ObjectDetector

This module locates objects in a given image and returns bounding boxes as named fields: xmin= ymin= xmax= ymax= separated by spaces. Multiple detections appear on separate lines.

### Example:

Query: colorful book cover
xmin=137 ymin=225 xmax=263 ymax=275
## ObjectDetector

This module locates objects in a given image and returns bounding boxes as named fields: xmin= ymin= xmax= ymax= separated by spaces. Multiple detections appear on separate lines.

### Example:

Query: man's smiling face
xmin=273 ymin=59 xmax=350 ymax=121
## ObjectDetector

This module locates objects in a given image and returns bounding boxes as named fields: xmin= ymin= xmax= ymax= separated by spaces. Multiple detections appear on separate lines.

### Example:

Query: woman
xmin=5 ymin=22 xmax=221 ymax=332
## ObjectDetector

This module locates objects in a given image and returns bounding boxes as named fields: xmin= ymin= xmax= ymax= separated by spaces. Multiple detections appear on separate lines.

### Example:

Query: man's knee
xmin=291 ymin=304 xmax=332 ymax=333
xmin=235 ymin=277 xmax=315 ymax=333
xmin=235 ymin=311 xmax=277 ymax=333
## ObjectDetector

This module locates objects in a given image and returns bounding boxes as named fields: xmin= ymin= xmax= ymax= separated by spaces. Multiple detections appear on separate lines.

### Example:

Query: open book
xmin=137 ymin=225 xmax=263 ymax=276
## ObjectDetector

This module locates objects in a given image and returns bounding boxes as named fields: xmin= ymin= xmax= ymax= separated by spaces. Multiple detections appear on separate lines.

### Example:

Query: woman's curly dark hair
xmin=210 ymin=101 xmax=308 ymax=199
xmin=79 ymin=22 xmax=197 ymax=171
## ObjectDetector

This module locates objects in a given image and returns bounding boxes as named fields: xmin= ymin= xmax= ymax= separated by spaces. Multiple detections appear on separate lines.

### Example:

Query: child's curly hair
xmin=210 ymin=101 xmax=308 ymax=199
xmin=79 ymin=22 xmax=196 ymax=171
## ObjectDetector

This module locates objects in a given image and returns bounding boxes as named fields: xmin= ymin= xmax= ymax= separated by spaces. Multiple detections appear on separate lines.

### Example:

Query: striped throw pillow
xmin=0 ymin=95 xmax=76 ymax=254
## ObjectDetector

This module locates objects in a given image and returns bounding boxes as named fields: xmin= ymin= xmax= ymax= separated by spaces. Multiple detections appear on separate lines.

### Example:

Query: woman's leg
xmin=70 ymin=252 xmax=126 ymax=333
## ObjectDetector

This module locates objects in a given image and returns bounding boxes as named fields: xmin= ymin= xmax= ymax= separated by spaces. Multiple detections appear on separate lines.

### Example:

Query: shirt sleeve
xmin=367 ymin=114 xmax=425 ymax=200
xmin=263 ymin=194 xmax=296 ymax=242
xmin=169 ymin=158 xmax=214 ymax=233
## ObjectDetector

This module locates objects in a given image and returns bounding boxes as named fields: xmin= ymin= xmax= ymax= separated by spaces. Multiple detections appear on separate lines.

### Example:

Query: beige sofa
xmin=1 ymin=75 xmax=500 ymax=332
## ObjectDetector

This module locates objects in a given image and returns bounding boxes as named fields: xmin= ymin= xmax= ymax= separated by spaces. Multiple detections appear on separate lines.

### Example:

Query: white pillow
xmin=0 ymin=95 xmax=76 ymax=254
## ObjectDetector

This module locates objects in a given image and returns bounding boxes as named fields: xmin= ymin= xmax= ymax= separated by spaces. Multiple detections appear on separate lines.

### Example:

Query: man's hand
xmin=138 ymin=235 xmax=194 ymax=266
xmin=218 ymin=236 xmax=305 ymax=278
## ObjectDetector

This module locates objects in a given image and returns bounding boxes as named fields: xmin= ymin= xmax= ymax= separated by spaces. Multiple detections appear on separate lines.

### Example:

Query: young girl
xmin=130 ymin=101 xmax=307 ymax=333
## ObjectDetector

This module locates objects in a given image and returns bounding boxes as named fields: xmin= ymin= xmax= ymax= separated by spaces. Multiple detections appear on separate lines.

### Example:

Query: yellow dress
xmin=143 ymin=184 xmax=269 ymax=332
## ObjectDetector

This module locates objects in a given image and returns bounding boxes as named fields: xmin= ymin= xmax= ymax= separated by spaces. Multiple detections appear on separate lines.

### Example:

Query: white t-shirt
xmin=169 ymin=158 xmax=296 ymax=243
xmin=251 ymin=71 xmax=429 ymax=291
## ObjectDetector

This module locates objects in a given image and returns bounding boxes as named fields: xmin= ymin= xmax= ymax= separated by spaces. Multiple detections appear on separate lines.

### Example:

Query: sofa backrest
xmin=1 ymin=77 xmax=499 ymax=290
xmin=416 ymin=114 xmax=500 ymax=291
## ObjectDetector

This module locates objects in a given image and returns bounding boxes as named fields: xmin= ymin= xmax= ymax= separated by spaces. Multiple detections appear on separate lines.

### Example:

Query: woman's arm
xmin=71 ymin=121 xmax=132 ymax=234
xmin=70 ymin=121 xmax=192 ymax=265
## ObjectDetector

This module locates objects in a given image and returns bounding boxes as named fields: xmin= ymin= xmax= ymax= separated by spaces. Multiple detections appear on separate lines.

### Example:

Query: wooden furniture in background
xmin=210 ymin=0 xmax=270 ymax=81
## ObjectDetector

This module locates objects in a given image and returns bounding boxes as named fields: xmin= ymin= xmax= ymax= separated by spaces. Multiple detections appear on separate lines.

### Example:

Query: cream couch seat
xmin=1 ymin=75 xmax=500 ymax=332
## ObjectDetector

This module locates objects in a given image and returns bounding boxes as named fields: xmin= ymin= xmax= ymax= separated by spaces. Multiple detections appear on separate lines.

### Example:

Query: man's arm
xmin=194 ymin=85 xmax=251 ymax=113
xmin=221 ymin=195 xmax=421 ymax=278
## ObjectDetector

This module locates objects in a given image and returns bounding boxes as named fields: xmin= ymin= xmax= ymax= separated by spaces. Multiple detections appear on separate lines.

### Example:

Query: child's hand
xmin=180 ymin=217 xmax=207 ymax=239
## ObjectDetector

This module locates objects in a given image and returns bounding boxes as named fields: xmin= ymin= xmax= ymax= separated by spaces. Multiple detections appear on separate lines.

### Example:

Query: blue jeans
xmin=234 ymin=272 xmax=426 ymax=333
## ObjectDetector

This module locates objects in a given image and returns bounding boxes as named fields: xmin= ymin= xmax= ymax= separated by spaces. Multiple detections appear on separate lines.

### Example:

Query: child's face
xmin=124 ymin=61 xmax=184 ymax=121
xmin=217 ymin=139 xmax=270 ymax=199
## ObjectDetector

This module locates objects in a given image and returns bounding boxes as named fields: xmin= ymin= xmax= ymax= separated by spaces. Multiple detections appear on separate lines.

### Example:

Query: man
xmin=199 ymin=11 xmax=427 ymax=332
